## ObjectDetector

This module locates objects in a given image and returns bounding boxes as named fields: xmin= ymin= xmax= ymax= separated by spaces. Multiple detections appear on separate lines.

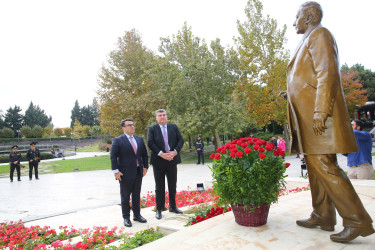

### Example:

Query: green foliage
xmin=32 ymin=125 xmax=43 ymax=138
xmin=54 ymin=128 xmax=63 ymax=137
xmin=210 ymin=137 xmax=287 ymax=206
xmin=159 ymin=23 xmax=245 ymax=138
xmin=253 ymin=131 xmax=274 ymax=141
xmin=3 ymin=105 xmax=23 ymax=133
xmin=342 ymin=63 xmax=375 ymax=101
xmin=235 ymin=0 xmax=289 ymax=128
xmin=0 ymin=152 xmax=53 ymax=164
xmin=107 ymin=228 xmax=163 ymax=250
xmin=64 ymin=127 xmax=72 ymax=137
xmin=70 ymin=100 xmax=81 ymax=128
xmin=24 ymin=101 xmax=52 ymax=128
xmin=82 ymin=125 xmax=91 ymax=136
xmin=97 ymin=29 xmax=163 ymax=139
xmin=20 ymin=126 xmax=32 ymax=138
xmin=1 ymin=127 xmax=14 ymax=138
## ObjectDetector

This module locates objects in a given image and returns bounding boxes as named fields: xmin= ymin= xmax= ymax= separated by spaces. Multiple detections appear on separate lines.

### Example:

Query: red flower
xmin=273 ymin=150 xmax=279 ymax=156
xmin=236 ymin=151 xmax=243 ymax=158
xmin=216 ymin=148 xmax=222 ymax=153
xmin=214 ymin=154 xmax=221 ymax=160
xmin=210 ymin=153 xmax=215 ymax=159
xmin=266 ymin=142 xmax=275 ymax=150
xmin=229 ymin=144 xmax=237 ymax=149
xmin=244 ymin=147 xmax=251 ymax=154
xmin=221 ymin=149 xmax=227 ymax=154
xmin=253 ymin=144 xmax=259 ymax=151
xmin=241 ymin=143 xmax=247 ymax=148
xmin=230 ymin=147 xmax=238 ymax=153
xmin=230 ymin=152 xmax=236 ymax=158
xmin=258 ymin=147 xmax=265 ymax=153
xmin=285 ymin=163 xmax=291 ymax=168
xmin=259 ymin=153 xmax=266 ymax=159
xmin=247 ymin=140 xmax=254 ymax=145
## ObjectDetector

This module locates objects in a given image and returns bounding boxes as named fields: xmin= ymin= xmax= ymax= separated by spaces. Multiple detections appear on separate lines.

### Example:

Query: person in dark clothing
xmin=27 ymin=142 xmax=41 ymax=180
xmin=206 ymin=137 xmax=210 ymax=146
xmin=9 ymin=145 xmax=22 ymax=182
xmin=195 ymin=136 xmax=205 ymax=165
xmin=271 ymin=137 xmax=278 ymax=148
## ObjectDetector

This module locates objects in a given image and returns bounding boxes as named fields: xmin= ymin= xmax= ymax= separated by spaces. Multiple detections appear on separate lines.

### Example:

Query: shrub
xmin=54 ymin=128 xmax=63 ymax=137
xmin=0 ymin=152 xmax=53 ymax=163
xmin=32 ymin=125 xmax=43 ymax=138
xmin=20 ymin=126 xmax=32 ymax=138
xmin=64 ymin=127 xmax=72 ymax=138
xmin=1 ymin=128 xmax=14 ymax=138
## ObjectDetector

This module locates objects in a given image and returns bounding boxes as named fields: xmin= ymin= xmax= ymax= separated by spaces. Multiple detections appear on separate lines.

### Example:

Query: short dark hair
xmin=353 ymin=120 xmax=364 ymax=130
xmin=121 ymin=118 xmax=134 ymax=127
xmin=155 ymin=109 xmax=167 ymax=116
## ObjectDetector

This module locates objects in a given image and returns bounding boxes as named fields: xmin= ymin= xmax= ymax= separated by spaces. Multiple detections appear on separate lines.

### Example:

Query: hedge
xmin=0 ymin=152 xmax=54 ymax=164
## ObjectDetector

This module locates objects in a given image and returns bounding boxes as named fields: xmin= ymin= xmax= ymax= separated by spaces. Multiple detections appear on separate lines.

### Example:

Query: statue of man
xmin=280 ymin=1 xmax=374 ymax=242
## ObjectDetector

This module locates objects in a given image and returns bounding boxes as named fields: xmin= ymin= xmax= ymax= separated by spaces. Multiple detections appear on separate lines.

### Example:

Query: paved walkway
xmin=0 ymin=153 xmax=355 ymax=223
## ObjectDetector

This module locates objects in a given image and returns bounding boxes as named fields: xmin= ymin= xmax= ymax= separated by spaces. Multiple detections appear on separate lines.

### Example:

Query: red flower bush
xmin=210 ymin=137 xmax=287 ymax=206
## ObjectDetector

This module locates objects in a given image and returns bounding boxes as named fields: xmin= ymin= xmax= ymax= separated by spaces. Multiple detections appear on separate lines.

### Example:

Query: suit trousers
xmin=153 ymin=159 xmax=177 ymax=210
xmin=29 ymin=161 xmax=39 ymax=179
xmin=10 ymin=164 xmax=21 ymax=181
xmin=197 ymin=150 xmax=204 ymax=164
xmin=305 ymin=154 xmax=373 ymax=228
xmin=119 ymin=168 xmax=143 ymax=219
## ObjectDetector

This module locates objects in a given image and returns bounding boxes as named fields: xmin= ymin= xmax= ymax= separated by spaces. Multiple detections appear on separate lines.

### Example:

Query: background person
xmin=110 ymin=118 xmax=149 ymax=227
xmin=9 ymin=145 xmax=22 ymax=182
xmin=344 ymin=120 xmax=374 ymax=179
xmin=27 ymin=142 xmax=40 ymax=180
xmin=147 ymin=109 xmax=184 ymax=220
xmin=195 ymin=136 xmax=204 ymax=165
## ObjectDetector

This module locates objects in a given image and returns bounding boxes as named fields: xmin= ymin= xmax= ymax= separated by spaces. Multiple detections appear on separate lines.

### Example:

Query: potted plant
xmin=210 ymin=137 xmax=288 ymax=226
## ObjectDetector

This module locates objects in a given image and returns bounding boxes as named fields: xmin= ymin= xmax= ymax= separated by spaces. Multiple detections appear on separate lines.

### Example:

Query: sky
xmin=1 ymin=0 xmax=374 ymax=128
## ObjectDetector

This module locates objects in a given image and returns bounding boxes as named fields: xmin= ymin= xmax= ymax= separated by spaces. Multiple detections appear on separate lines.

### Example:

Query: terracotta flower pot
xmin=231 ymin=203 xmax=270 ymax=226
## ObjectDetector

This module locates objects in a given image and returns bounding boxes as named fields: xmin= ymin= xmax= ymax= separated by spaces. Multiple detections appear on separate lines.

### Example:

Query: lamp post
xmin=16 ymin=129 xmax=20 ymax=142
xmin=71 ymin=131 xmax=75 ymax=151
xmin=90 ymin=129 xmax=93 ymax=140
xmin=96 ymin=128 xmax=100 ymax=139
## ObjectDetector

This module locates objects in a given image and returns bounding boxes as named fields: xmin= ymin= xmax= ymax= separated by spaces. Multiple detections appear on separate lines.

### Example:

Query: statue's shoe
xmin=330 ymin=226 xmax=375 ymax=243
xmin=296 ymin=218 xmax=335 ymax=231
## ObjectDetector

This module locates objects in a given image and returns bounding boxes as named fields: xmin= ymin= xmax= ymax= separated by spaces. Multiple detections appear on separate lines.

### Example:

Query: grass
xmin=76 ymin=142 xmax=105 ymax=152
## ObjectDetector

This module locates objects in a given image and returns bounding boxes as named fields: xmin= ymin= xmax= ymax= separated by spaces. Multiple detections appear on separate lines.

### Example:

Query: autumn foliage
xmin=341 ymin=70 xmax=367 ymax=117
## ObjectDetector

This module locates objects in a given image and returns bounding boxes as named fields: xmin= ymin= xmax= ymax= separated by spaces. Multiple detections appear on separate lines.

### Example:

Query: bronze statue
xmin=280 ymin=1 xmax=374 ymax=243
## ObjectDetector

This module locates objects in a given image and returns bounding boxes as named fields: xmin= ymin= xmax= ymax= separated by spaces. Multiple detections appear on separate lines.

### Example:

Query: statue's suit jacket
xmin=286 ymin=25 xmax=358 ymax=155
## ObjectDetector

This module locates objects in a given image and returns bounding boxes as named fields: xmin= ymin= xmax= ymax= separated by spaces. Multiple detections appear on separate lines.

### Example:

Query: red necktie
xmin=130 ymin=136 xmax=138 ymax=166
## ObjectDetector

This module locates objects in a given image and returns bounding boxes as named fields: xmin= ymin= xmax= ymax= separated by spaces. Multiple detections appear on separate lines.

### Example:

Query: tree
xmin=4 ymin=105 xmax=23 ymax=135
xmin=32 ymin=125 xmax=43 ymax=138
xmin=97 ymin=29 xmax=163 ymax=139
xmin=54 ymin=128 xmax=63 ymax=137
xmin=24 ymin=102 xmax=52 ymax=128
xmin=72 ymin=119 xmax=84 ymax=139
xmin=159 ymin=23 xmax=245 ymax=148
xmin=1 ymin=127 xmax=14 ymax=138
xmin=341 ymin=70 xmax=367 ymax=117
xmin=342 ymin=64 xmax=375 ymax=101
xmin=82 ymin=125 xmax=91 ymax=137
xmin=44 ymin=124 xmax=54 ymax=139
xmin=64 ymin=127 xmax=72 ymax=137
xmin=70 ymin=100 xmax=81 ymax=128
xmin=0 ymin=109 xmax=4 ymax=129
xmin=20 ymin=126 xmax=33 ymax=138
xmin=234 ymin=0 xmax=289 ymax=129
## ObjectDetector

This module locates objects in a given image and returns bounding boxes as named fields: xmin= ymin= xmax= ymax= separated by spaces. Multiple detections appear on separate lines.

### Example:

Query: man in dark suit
xmin=111 ymin=118 xmax=149 ymax=227
xmin=147 ymin=109 xmax=184 ymax=219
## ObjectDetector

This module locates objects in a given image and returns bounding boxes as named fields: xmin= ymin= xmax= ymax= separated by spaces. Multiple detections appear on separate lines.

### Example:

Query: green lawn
xmin=76 ymin=142 xmax=106 ymax=152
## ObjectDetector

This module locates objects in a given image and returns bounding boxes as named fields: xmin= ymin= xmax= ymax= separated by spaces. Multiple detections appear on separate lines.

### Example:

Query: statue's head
xmin=294 ymin=1 xmax=323 ymax=34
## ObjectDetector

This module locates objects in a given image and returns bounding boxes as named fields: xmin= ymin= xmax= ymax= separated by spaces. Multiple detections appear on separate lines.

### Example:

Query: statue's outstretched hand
xmin=279 ymin=91 xmax=287 ymax=100
xmin=313 ymin=112 xmax=328 ymax=135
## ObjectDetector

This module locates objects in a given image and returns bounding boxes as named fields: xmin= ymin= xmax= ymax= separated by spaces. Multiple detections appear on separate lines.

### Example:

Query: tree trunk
xmin=214 ymin=131 xmax=220 ymax=150
xmin=143 ymin=129 xmax=150 ymax=155
xmin=282 ymin=123 xmax=290 ymax=155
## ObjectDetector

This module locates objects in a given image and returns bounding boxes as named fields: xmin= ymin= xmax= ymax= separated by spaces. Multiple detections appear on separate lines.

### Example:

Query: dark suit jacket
xmin=147 ymin=123 xmax=184 ymax=165
xmin=110 ymin=134 xmax=148 ymax=180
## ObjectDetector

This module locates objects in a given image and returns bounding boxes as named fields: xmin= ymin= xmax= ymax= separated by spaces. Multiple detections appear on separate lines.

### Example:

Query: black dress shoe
xmin=10 ymin=180 xmax=13 ymax=182
xmin=36 ymin=178 xmax=39 ymax=180
xmin=169 ymin=207 xmax=183 ymax=214
xmin=123 ymin=218 xmax=132 ymax=227
xmin=330 ymin=226 xmax=375 ymax=242
xmin=155 ymin=210 xmax=162 ymax=220
xmin=296 ymin=217 xmax=334 ymax=231
xmin=18 ymin=179 xmax=21 ymax=181
xmin=133 ymin=215 xmax=147 ymax=223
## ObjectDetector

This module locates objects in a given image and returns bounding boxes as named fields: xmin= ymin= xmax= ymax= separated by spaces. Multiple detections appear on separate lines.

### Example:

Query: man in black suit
xmin=148 ymin=109 xmax=184 ymax=219
xmin=111 ymin=118 xmax=149 ymax=227
xmin=27 ymin=142 xmax=40 ymax=180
